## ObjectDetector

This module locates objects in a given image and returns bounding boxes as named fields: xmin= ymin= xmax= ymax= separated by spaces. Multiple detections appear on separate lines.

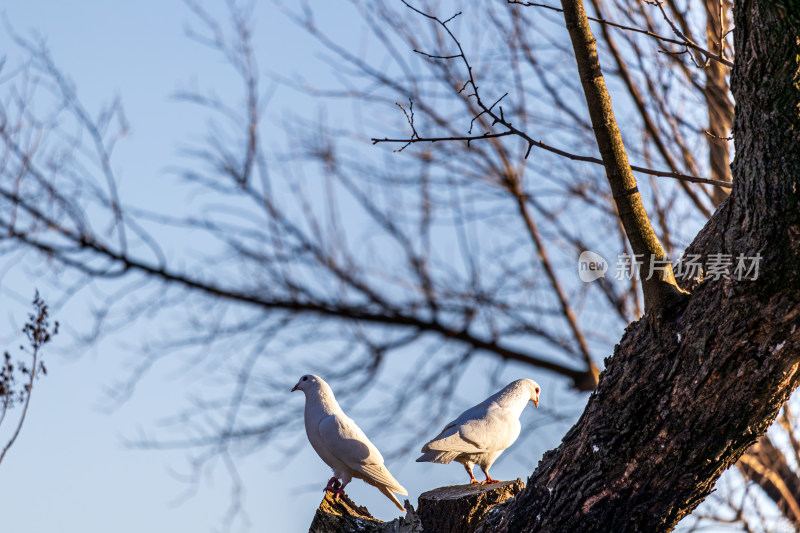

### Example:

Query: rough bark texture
xmin=308 ymin=491 xmax=384 ymax=532
xmin=417 ymin=480 xmax=524 ymax=533
xmin=472 ymin=2 xmax=800 ymax=532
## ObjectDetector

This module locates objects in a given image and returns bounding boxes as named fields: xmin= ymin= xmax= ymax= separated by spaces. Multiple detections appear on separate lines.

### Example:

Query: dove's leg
xmin=326 ymin=473 xmax=352 ymax=500
xmin=324 ymin=477 xmax=341 ymax=492
xmin=463 ymin=462 xmax=480 ymax=484
xmin=330 ymin=478 xmax=351 ymax=500
xmin=479 ymin=466 xmax=500 ymax=484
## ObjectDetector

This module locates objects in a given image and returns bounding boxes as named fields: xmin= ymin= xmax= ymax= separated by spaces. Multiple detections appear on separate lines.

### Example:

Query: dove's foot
xmin=479 ymin=466 xmax=500 ymax=484
xmin=323 ymin=477 xmax=345 ymax=500
xmin=324 ymin=477 xmax=342 ymax=492
xmin=469 ymin=478 xmax=481 ymax=484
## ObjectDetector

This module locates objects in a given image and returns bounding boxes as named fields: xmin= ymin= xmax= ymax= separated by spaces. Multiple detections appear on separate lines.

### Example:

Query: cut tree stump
xmin=308 ymin=491 xmax=422 ymax=533
xmin=417 ymin=479 xmax=525 ymax=533
xmin=307 ymin=480 xmax=523 ymax=533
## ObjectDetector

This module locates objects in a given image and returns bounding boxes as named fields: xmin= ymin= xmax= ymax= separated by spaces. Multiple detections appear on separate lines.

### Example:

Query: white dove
xmin=292 ymin=374 xmax=408 ymax=511
xmin=417 ymin=378 xmax=540 ymax=484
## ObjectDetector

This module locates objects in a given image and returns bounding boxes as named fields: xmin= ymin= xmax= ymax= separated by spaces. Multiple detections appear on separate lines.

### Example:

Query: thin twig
xmin=645 ymin=0 xmax=732 ymax=67
xmin=704 ymin=130 xmax=733 ymax=141
xmin=373 ymin=133 xmax=731 ymax=189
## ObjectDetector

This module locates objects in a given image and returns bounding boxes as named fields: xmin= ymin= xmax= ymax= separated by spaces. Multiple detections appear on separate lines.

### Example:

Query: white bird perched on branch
xmin=292 ymin=374 xmax=408 ymax=511
xmin=417 ymin=378 xmax=540 ymax=484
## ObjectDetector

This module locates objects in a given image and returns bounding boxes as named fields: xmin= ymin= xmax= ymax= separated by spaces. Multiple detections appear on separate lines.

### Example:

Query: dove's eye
xmin=535 ymin=388 xmax=540 ymax=394
xmin=302 ymin=376 xmax=308 ymax=381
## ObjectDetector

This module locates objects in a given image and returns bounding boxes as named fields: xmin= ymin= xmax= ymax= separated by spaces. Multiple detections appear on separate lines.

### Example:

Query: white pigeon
xmin=417 ymin=378 xmax=540 ymax=484
xmin=292 ymin=374 xmax=408 ymax=511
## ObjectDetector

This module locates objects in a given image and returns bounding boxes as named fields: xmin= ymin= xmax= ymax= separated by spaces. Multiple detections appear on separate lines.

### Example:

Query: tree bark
xmin=472 ymin=2 xmax=800 ymax=532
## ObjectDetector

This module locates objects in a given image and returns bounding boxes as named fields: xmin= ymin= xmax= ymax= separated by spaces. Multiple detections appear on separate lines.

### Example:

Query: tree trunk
xmin=473 ymin=2 xmax=800 ymax=532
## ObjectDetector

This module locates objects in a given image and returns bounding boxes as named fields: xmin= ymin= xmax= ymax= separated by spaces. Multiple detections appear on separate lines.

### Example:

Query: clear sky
xmin=0 ymin=2 xmax=571 ymax=532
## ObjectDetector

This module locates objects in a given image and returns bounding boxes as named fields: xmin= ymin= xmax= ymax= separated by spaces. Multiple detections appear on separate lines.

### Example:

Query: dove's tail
xmin=416 ymin=450 xmax=460 ymax=464
xmin=359 ymin=463 xmax=407 ymax=494
xmin=377 ymin=484 xmax=406 ymax=512
xmin=357 ymin=463 xmax=407 ymax=512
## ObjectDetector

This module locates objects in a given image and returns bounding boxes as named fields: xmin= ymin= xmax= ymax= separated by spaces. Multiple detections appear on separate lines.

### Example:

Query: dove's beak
xmin=291 ymin=384 xmax=299 ymax=392
xmin=533 ymin=397 xmax=539 ymax=408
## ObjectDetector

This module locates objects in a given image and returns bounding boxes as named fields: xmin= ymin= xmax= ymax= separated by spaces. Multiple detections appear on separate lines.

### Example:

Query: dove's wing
xmin=318 ymin=413 xmax=407 ymax=494
xmin=425 ymin=403 xmax=520 ymax=453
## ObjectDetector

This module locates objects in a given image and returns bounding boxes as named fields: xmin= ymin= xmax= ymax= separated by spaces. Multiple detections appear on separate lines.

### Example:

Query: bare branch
xmin=373 ymin=131 xmax=731 ymax=189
